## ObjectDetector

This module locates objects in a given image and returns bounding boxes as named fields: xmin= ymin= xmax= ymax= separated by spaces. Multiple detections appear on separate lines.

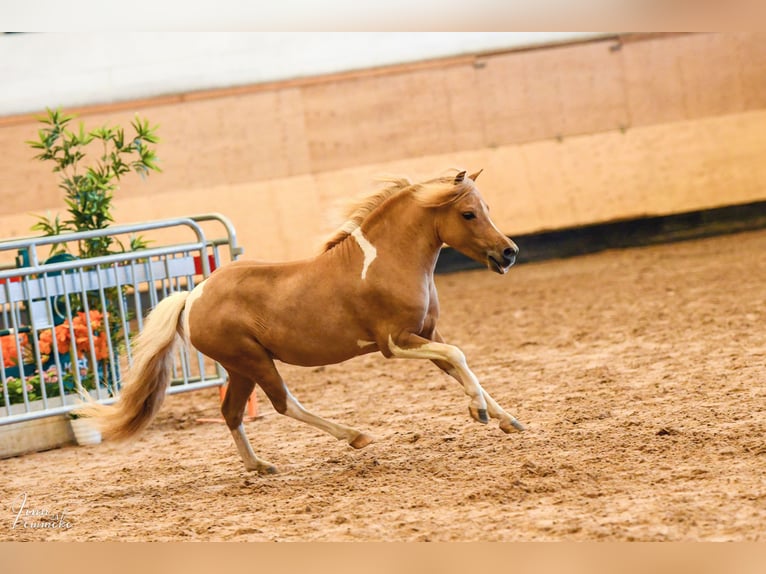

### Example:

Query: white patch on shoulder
xmin=357 ymin=339 xmax=376 ymax=349
xmin=351 ymin=227 xmax=377 ymax=280
xmin=182 ymin=279 xmax=206 ymax=340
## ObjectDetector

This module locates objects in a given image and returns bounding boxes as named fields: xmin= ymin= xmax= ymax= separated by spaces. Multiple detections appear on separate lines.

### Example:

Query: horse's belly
xmin=269 ymin=335 xmax=378 ymax=367
xmin=190 ymin=261 xmax=380 ymax=367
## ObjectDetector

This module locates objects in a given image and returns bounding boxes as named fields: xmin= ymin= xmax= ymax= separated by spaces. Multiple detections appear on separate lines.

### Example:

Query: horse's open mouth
xmin=488 ymin=255 xmax=511 ymax=275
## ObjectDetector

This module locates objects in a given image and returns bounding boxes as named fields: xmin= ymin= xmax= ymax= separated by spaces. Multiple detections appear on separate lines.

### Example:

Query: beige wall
xmin=1 ymin=33 xmax=765 ymax=261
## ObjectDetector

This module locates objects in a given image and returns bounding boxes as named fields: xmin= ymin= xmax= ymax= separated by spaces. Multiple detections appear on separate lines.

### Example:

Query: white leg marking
xmin=182 ymin=279 xmax=206 ymax=341
xmin=231 ymin=424 xmax=275 ymax=472
xmin=283 ymin=391 xmax=366 ymax=445
xmin=387 ymin=336 xmax=487 ymax=413
xmin=351 ymin=227 xmax=377 ymax=280
xmin=441 ymin=369 xmax=525 ymax=432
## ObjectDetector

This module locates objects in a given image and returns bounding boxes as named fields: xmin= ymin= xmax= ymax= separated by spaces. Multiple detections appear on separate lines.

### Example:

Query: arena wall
xmin=1 ymin=32 xmax=765 ymax=261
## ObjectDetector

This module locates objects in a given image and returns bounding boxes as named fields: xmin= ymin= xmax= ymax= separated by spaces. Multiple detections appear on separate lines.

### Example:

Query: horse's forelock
xmin=411 ymin=177 xmax=473 ymax=208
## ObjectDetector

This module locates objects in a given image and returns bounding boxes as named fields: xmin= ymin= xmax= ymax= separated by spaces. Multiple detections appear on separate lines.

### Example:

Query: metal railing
xmin=0 ymin=214 xmax=242 ymax=425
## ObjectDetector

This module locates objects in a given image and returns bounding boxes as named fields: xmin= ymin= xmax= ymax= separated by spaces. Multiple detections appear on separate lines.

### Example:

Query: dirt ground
xmin=3 ymin=229 xmax=766 ymax=541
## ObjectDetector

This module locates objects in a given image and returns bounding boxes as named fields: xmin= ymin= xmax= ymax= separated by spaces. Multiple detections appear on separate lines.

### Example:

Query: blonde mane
xmin=321 ymin=171 xmax=472 ymax=252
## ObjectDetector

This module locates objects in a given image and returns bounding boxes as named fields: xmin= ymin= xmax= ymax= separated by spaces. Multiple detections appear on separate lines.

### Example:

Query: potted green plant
xmin=27 ymin=107 xmax=161 ymax=257
xmin=19 ymin=108 xmax=162 ymax=441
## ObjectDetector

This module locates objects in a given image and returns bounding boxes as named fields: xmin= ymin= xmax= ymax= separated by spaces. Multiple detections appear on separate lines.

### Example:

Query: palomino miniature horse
xmin=81 ymin=169 xmax=524 ymax=473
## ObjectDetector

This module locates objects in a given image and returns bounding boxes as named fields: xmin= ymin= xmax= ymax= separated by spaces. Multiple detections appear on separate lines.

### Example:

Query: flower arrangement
xmin=0 ymin=310 xmax=110 ymax=407
xmin=0 ymin=108 xmax=162 ymax=410
xmin=39 ymin=310 xmax=111 ymax=363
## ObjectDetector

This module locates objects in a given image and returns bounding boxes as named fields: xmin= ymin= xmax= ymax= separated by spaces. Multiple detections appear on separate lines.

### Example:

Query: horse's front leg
xmin=386 ymin=331 xmax=490 ymax=424
xmin=429 ymin=329 xmax=525 ymax=433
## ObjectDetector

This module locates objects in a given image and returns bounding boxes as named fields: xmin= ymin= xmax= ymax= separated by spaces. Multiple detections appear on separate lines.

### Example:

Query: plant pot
xmin=70 ymin=417 xmax=102 ymax=446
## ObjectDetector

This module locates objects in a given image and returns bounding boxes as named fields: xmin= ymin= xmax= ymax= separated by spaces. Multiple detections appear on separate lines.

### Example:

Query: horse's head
xmin=434 ymin=170 xmax=518 ymax=275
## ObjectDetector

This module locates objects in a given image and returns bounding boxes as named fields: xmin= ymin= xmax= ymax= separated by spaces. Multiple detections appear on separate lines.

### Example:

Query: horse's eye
xmin=462 ymin=211 xmax=476 ymax=220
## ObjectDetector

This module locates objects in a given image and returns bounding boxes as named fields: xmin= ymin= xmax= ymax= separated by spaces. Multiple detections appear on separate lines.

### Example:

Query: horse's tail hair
xmin=74 ymin=291 xmax=191 ymax=441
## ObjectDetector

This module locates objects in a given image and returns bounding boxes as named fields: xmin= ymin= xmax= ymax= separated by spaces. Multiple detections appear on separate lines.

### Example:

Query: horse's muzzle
xmin=487 ymin=245 xmax=518 ymax=274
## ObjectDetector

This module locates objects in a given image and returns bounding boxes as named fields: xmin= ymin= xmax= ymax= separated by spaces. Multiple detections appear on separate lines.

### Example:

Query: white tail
xmin=74 ymin=291 xmax=191 ymax=440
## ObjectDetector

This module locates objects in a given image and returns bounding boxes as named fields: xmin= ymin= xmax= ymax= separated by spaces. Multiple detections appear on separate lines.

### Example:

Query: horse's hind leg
xmin=279 ymin=388 xmax=375 ymax=450
xmin=222 ymin=372 xmax=278 ymax=474
xmin=250 ymin=351 xmax=374 ymax=449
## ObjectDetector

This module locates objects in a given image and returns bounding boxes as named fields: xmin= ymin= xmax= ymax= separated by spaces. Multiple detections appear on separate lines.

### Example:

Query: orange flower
xmin=30 ymin=310 xmax=110 ymax=363
xmin=1 ymin=333 xmax=28 ymax=368
xmin=87 ymin=310 xmax=104 ymax=331
xmin=94 ymin=331 xmax=109 ymax=361
xmin=38 ymin=329 xmax=53 ymax=356
xmin=1 ymin=335 xmax=15 ymax=368
xmin=73 ymin=310 xmax=104 ymax=331
xmin=54 ymin=323 xmax=71 ymax=355
xmin=38 ymin=324 xmax=73 ymax=357
xmin=71 ymin=319 xmax=88 ymax=356
xmin=67 ymin=310 xmax=109 ymax=358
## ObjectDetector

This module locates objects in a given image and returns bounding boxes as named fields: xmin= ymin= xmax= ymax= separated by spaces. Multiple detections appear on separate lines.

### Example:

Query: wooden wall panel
xmin=439 ymin=68 xmax=487 ymax=148
xmin=268 ymin=176 xmax=324 ymax=258
xmin=3 ymin=110 xmax=766 ymax=263
xmin=0 ymin=88 xmax=311 ymax=215
xmin=735 ymin=33 xmax=766 ymax=111
xmin=0 ymin=122 xmax=62 ymax=215
xmin=3 ymin=33 xmax=765 ymax=219
xmin=301 ymin=64 xmax=484 ymax=173
xmin=109 ymin=176 xmax=322 ymax=262
xmin=476 ymin=50 xmax=557 ymax=145
xmin=139 ymin=89 xmax=310 ymax=192
xmin=676 ymin=34 xmax=745 ymax=120
xmin=623 ymin=33 xmax=766 ymax=127
xmin=2 ymin=33 xmax=766 ymax=264
xmin=476 ymin=40 xmax=628 ymax=146
xmin=621 ymin=36 xmax=688 ymax=126
xmin=548 ymin=42 xmax=628 ymax=137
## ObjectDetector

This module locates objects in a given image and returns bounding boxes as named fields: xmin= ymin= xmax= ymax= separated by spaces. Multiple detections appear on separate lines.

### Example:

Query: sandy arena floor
xmin=3 ymin=229 xmax=766 ymax=541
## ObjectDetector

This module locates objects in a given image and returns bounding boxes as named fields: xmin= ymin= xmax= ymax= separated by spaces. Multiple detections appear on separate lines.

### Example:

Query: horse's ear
xmin=454 ymin=170 xmax=467 ymax=184
xmin=469 ymin=169 xmax=484 ymax=182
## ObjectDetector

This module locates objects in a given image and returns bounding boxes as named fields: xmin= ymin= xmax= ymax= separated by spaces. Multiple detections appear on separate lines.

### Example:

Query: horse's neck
xmin=361 ymin=193 xmax=442 ymax=276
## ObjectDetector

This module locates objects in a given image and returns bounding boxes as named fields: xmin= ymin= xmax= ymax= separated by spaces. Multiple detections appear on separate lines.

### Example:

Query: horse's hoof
xmin=246 ymin=462 xmax=279 ymax=475
xmin=469 ymin=406 xmax=489 ymax=424
xmin=350 ymin=432 xmax=374 ymax=449
xmin=500 ymin=419 xmax=526 ymax=433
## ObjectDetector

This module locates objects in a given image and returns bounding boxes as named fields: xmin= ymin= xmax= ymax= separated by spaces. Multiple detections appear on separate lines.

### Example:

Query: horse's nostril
xmin=503 ymin=246 xmax=518 ymax=258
